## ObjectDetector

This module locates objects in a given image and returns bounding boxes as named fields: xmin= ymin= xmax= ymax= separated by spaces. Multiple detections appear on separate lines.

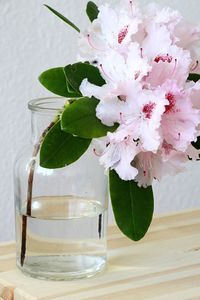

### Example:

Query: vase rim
xmin=28 ymin=97 xmax=68 ymax=114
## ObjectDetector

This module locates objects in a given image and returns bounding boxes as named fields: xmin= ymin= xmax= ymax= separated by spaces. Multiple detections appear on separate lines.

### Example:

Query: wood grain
xmin=0 ymin=209 xmax=199 ymax=300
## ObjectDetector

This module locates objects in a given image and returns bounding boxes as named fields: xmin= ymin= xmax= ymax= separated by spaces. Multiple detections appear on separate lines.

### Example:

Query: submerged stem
xmin=98 ymin=214 xmax=102 ymax=239
xmin=20 ymin=121 xmax=56 ymax=266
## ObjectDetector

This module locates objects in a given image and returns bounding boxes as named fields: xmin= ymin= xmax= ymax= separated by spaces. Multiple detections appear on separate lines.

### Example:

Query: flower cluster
xmin=78 ymin=0 xmax=200 ymax=186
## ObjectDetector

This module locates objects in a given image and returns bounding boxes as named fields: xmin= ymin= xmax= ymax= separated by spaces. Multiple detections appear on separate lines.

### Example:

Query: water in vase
xmin=15 ymin=196 xmax=107 ymax=280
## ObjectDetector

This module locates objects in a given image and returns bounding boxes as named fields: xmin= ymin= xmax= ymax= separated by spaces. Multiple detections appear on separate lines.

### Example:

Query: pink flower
xmin=186 ymin=80 xmax=200 ymax=135
xmin=174 ymin=21 xmax=200 ymax=58
xmin=78 ymin=1 xmax=200 ymax=185
xmin=78 ymin=2 xmax=141 ymax=62
xmin=80 ymin=78 xmax=130 ymax=126
xmin=187 ymin=81 xmax=200 ymax=110
xmin=146 ymin=3 xmax=181 ymax=29
xmin=97 ymin=46 xmax=151 ymax=84
xmin=99 ymin=132 xmax=139 ymax=181
xmin=122 ymin=87 xmax=168 ymax=151
xmin=146 ymin=46 xmax=192 ymax=88
xmin=161 ymin=80 xmax=199 ymax=152
xmin=133 ymin=149 xmax=187 ymax=187
xmin=142 ymin=23 xmax=172 ymax=60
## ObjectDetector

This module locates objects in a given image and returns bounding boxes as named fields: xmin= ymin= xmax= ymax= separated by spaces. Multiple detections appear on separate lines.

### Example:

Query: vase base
xmin=17 ymin=254 xmax=106 ymax=281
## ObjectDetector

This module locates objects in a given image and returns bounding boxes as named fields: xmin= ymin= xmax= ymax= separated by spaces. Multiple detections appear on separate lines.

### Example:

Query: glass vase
xmin=14 ymin=97 xmax=108 ymax=280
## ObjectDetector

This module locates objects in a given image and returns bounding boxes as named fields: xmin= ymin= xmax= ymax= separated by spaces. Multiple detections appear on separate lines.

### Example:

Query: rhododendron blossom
xmin=78 ymin=0 xmax=200 ymax=187
xmin=78 ymin=2 xmax=141 ymax=61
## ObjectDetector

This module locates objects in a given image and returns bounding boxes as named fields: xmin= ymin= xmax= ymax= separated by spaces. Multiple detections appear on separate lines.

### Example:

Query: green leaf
xmin=40 ymin=121 xmax=91 ymax=169
xmin=188 ymin=73 xmax=200 ymax=82
xmin=66 ymin=81 xmax=79 ymax=97
xmin=64 ymin=63 xmax=105 ymax=94
xmin=109 ymin=170 xmax=154 ymax=241
xmin=192 ymin=136 xmax=200 ymax=150
xmin=61 ymin=97 xmax=118 ymax=138
xmin=86 ymin=1 xmax=99 ymax=22
xmin=39 ymin=67 xmax=80 ymax=97
xmin=44 ymin=5 xmax=80 ymax=33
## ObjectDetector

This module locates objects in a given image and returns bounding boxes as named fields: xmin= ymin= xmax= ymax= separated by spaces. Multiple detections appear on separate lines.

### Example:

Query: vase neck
xmin=28 ymin=97 xmax=67 ymax=144
xmin=31 ymin=112 xmax=56 ymax=144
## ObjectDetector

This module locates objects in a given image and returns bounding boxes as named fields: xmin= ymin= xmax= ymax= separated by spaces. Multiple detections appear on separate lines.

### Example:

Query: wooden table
xmin=0 ymin=209 xmax=200 ymax=300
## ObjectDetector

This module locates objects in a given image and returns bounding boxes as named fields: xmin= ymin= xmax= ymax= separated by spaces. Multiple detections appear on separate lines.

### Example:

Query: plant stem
xmin=98 ymin=214 xmax=102 ymax=239
xmin=20 ymin=121 xmax=56 ymax=266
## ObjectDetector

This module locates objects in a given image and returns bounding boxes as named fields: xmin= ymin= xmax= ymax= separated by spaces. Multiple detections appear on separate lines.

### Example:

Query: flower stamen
xmin=171 ymin=58 xmax=177 ymax=77
xmin=175 ymin=133 xmax=181 ymax=141
xmin=134 ymin=71 xmax=140 ymax=80
xmin=140 ymin=48 xmax=144 ymax=59
xmin=133 ymin=138 xmax=140 ymax=146
xmin=92 ymin=60 xmax=98 ymax=65
xmin=118 ymin=95 xmax=126 ymax=102
xmin=99 ymin=63 xmax=113 ymax=82
xmin=190 ymin=60 xmax=199 ymax=72
xmin=93 ymin=148 xmax=101 ymax=157
xmin=87 ymin=34 xmax=106 ymax=51
xmin=129 ymin=0 xmax=134 ymax=17
xmin=119 ymin=112 xmax=125 ymax=124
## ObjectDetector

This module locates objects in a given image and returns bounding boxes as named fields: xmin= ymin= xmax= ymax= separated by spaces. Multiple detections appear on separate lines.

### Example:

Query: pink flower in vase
xmin=99 ymin=130 xmax=140 ymax=181
xmin=161 ymin=80 xmax=199 ymax=152
xmin=133 ymin=147 xmax=188 ymax=187
xmin=78 ymin=0 xmax=200 ymax=185
xmin=78 ymin=1 xmax=141 ymax=62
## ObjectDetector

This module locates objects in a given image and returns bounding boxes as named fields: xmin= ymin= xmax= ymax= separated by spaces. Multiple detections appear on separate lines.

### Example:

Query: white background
xmin=0 ymin=0 xmax=199 ymax=241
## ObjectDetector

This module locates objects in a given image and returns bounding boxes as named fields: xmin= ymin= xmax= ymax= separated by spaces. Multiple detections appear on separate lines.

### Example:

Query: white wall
xmin=0 ymin=0 xmax=199 ymax=242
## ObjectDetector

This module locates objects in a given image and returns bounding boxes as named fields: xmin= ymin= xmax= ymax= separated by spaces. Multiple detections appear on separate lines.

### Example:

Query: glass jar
xmin=14 ymin=97 xmax=108 ymax=280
